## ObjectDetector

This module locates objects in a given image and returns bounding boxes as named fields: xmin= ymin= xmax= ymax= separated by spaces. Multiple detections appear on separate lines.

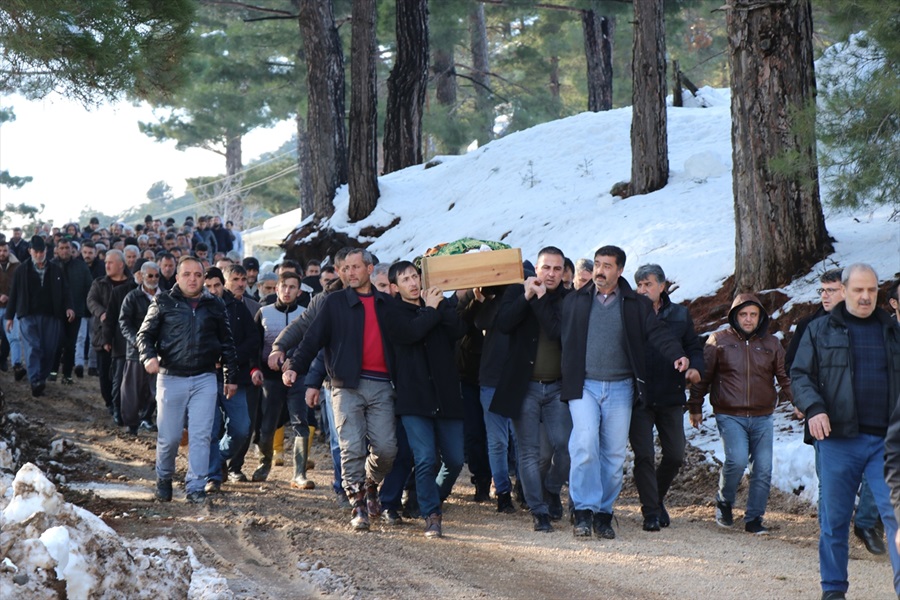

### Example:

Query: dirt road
xmin=4 ymin=372 xmax=894 ymax=599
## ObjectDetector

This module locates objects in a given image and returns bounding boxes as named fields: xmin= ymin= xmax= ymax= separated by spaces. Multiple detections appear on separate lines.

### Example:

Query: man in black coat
xmin=384 ymin=260 xmax=466 ymax=538
xmin=119 ymin=261 xmax=162 ymax=434
xmin=50 ymin=237 xmax=93 ymax=384
xmin=5 ymin=235 xmax=75 ymax=395
xmin=494 ymin=247 xmax=572 ymax=533
xmin=628 ymin=264 xmax=704 ymax=531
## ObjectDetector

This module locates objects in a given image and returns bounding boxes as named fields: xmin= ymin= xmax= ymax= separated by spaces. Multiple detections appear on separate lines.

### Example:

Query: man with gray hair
xmin=119 ymin=261 xmax=162 ymax=434
xmin=123 ymin=245 xmax=140 ymax=273
xmin=792 ymin=263 xmax=900 ymax=599
xmin=286 ymin=248 xmax=398 ymax=531
xmin=630 ymin=264 xmax=703 ymax=531
xmin=573 ymin=258 xmax=593 ymax=290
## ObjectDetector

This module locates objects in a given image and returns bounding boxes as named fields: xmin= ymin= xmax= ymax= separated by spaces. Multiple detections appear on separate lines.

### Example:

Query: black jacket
xmin=473 ymin=291 xmax=510 ymax=388
xmin=290 ymin=287 xmax=395 ymax=389
xmin=784 ymin=305 xmax=827 ymax=371
xmin=136 ymin=285 xmax=237 ymax=382
xmin=454 ymin=291 xmax=484 ymax=385
xmin=87 ymin=276 xmax=131 ymax=351
xmin=52 ymin=257 xmax=93 ymax=317
xmin=119 ymin=286 xmax=158 ymax=362
xmin=105 ymin=280 xmax=139 ymax=358
xmin=791 ymin=304 xmax=900 ymax=440
xmin=492 ymin=283 xmax=569 ymax=418
xmin=643 ymin=292 xmax=705 ymax=408
xmin=4 ymin=258 xmax=73 ymax=321
xmin=384 ymin=295 xmax=466 ymax=419
xmin=560 ymin=277 xmax=685 ymax=403
xmin=223 ymin=290 xmax=259 ymax=386
xmin=884 ymin=398 xmax=900 ymax=526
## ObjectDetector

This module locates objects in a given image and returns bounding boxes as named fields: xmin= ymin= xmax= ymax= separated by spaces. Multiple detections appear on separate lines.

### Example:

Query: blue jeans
xmin=568 ymin=378 xmax=633 ymax=513
xmin=816 ymin=434 xmax=900 ymax=595
xmin=401 ymin=416 xmax=465 ymax=517
xmin=714 ymin=414 xmax=773 ymax=522
xmin=321 ymin=387 xmax=343 ymax=496
xmin=7 ymin=316 xmax=22 ymax=366
xmin=75 ymin=318 xmax=87 ymax=367
xmin=207 ymin=386 xmax=250 ymax=482
xmin=155 ymin=372 xmax=218 ymax=494
xmin=513 ymin=381 xmax=571 ymax=516
xmin=19 ymin=314 xmax=62 ymax=386
xmin=380 ymin=417 xmax=414 ymax=510
xmin=480 ymin=386 xmax=516 ymax=495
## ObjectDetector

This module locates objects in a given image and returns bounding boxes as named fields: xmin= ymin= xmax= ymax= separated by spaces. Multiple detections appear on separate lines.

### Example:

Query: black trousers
xmin=628 ymin=403 xmax=686 ymax=518
xmin=54 ymin=317 xmax=81 ymax=377
xmin=98 ymin=349 xmax=113 ymax=408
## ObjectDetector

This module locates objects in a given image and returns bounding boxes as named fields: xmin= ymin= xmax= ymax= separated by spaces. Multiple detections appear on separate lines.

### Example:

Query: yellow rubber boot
xmin=306 ymin=426 xmax=316 ymax=470
xmin=273 ymin=426 xmax=285 ymax=466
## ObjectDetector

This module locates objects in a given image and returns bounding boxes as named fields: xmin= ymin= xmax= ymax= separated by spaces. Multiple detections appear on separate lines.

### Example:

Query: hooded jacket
xmin=688 ymin=294 xmax=792 ymax=417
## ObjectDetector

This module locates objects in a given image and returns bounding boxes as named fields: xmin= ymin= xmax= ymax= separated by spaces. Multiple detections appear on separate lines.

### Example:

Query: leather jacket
xmin=136 ymin=285 xmax=237 ymax=382
xmin=689 ymin=293 xmax=792 ymax=417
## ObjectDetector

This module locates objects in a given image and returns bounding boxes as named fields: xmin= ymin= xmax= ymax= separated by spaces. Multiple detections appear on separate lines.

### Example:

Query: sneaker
xmin=424 ymin=513 xmax=443 ymax=538
xmin=156 ymin=478 xmax=173 ymax=502
xmin=139 ymin=420 xmax=158 ymax=433
xmin=659 ymin=501 xmax=671 ymax=528
xmin=745 ymin=517 xmax=768 ymax=535
xmin=61 ymin=376 xmax=74 ymax=385
xmin=365 ymin=480 xmax=382 ymax=518
xmin=186 ymin=490 xmax=208 ymax=504
xmin=251 ymin=462 xmax=271 ymax=482
xmin=204 ymin=480 xmax=222 ymax=494
xmin=227 ymin=471 xmax=248 ymax=483
xmin=546 ymin=492 xmax=564 ymax=521
xmin=533 ymin=513 xmax=553 ymax=532
xmin=47 ymin=372 xmax=57 ymax=382
xmin=13 ymin=363 xmax=26 ymax=381
xmin=381 ymin=508 xmax=403 ymax=526
xmin=74 ymin=365 xmax=84 ymax=378
xmin=593 ymin=512 xmax=616 ymax=539
xmin=496 ymin=491 xmax=516 ymax=514
xmin=573 ymin=509 xmax=592 ymax=538
xmin=350 ymin=506 xmax=370 ymax=531
xmin=715 ymin=500 xmax=734 ymax=528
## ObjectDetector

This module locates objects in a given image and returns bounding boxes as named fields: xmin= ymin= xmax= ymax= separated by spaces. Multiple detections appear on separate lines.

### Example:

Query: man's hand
xmin=423 ymin=287 xmax=443 ymax=309
xmin=5 ymin=320 xmax=12 ymax=333
xmin=66 ymin=309 xmax=75 ymax=323
xmin=673 ymin=357 xmax=690 ymax=372
xmin=684 ymin=368 xmax=701 ymax=385
xmin=144 ymin=358 xmax=160 ymax=375
xmin=267 ymin=350 xmax=285 ymax=371
xmin=103 ymin=343 xmax=111 ymax=352
xmin=306 ymin=387 xmax=321 ymax=408
xmin=895 ymin=529 xmax=900 ymax=555
xmin=224 ymin=383 xmax=237 ymax=399
xmin=251 ymin=370 xmax=264 ymax=387
xmin=689 ymin=413 xmax=703 ymax=428
xmin=100 ymin=312 xmax=107 ymax=322
xmin=282 ymin=369 xmax=297 ymax=387
xmin=0 ymin=294 xmax=8 ymax=304
xmin=523 ymin=276 xmax=540 ymax=300
xmin=793 ymin=407 xmax=805 ymax=420
xmin=808 ymin=413 xmax=832 ymax=441
xmin=473 ymin=287 xmax=486 ymax=302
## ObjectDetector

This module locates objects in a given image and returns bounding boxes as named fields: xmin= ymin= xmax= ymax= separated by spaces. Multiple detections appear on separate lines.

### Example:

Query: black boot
xmin=497 ymin=491 xmax=515 ymax=514
xmin=473 ymin=478 xmax=491 ymax=503
xmin=573 ymin=509 xmax=592 ymax=537
xmin=593 ymin=512 xmax=616 ymax=539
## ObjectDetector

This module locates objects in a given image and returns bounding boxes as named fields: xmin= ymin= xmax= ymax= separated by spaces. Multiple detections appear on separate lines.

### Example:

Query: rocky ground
xmin=1 ymin=369 xmax=894 ymax=600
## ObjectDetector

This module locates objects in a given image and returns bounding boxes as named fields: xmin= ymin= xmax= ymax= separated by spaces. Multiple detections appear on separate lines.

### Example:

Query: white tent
xmin=240 ymin=207 xmax=308 ymax=257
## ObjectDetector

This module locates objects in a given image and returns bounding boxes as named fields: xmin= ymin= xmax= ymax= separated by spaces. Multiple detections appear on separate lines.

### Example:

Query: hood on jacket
xmin=728 ymin=293 xmax=769 ymax=340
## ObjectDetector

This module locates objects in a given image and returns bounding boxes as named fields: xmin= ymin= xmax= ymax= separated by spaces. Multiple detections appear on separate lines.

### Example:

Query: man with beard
xmin=119 ymin=262 xmax=162 ymax=434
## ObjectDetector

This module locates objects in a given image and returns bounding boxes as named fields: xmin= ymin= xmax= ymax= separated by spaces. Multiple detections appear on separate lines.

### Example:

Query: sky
xmin=0 ymin=93 xmax=295 ymax=228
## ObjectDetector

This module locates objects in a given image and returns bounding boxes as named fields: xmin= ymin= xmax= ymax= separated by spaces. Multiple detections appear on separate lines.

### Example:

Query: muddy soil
xmin=2 ymin=370 xmax=894 ymax=600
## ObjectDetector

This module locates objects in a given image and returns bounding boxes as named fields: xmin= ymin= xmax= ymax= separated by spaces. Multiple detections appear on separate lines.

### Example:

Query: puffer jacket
xmin=791 ymin=303 xmax=900 ymax=440
xmin=688 ymin=293 xmax=792 ymax=417
xmin=136 ymin=285 xmax=237 ymax=383
xmin=256 ymin=299 xmax=303 ymax=380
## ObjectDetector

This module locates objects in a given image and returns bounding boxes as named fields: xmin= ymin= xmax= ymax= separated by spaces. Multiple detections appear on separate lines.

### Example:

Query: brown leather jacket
xmin=688 ymin=293 xmax=792 ymax=417
xmin=0 ymin=255 xmax=20 ymax=309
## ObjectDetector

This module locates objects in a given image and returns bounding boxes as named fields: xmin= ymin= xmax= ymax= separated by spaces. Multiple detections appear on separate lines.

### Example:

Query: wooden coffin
xmin=421 ymin=248 xmax=524 ymax=291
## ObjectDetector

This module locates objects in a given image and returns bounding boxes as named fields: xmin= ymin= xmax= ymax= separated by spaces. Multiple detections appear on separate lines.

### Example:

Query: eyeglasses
xmin=817 ymin=288 xmax=841 ymax=296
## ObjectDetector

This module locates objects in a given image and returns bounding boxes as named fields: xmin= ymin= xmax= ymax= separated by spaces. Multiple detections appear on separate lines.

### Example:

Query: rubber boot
xmin=273 ymin=426 xmax=285 ymax=466
xmin=306 ymin=426 xmax=316 ymax=470
xmin=290 ymin=436 xmax=315 ymax=490
xmin=252 ymin=438 xmax=273 ymax=482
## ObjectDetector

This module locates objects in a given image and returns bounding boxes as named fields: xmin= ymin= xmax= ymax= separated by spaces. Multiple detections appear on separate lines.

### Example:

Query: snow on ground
xmin=0 ymin=463 xmax=231 ymax=600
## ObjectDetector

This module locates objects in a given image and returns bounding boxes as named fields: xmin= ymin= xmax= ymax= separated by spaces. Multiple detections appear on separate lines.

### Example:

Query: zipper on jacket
xmin=745 ymin=339 xmax=750 ymax=412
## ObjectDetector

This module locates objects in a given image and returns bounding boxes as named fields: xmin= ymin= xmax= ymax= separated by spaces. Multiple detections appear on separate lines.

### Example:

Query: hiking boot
xmin=424 ymin=513 xmax=443 ymax=538
xmin=593 ymin=512 xmax=616 ymax=539
xmin=547 ymin=491 xmax=564 ymax=521
xmin=573 ymin=509 xmax=592 ymax=538
xmin=186 ymin=490 xmax=208 ymax=504
xmin=251 ymin=460 xmax=271 ymax=482
xmin=382 ymin=508 xmax=403 ymax=526
xmin=497 ymin=491 xmax=515 ymax=514
xmin=227 ymin=471 xmax=248 ymax=483
xmin=156 ymin=478 xmax=173 ymax=502
xmin=365 ymin=479 xmax=382 ymax=519
xmin=745 ymin=517 xmax=769 ymax=535
xmin=473 ymin=478 xmax=491 ymax=503
xmin=659 ymin=501 xmax=671 ymax=528
xmin=716 ymin=500 xmax=734 ymax=528
xmin=13 ymin=363 xmax=26 ymax=381
xmin=533 ymin=513 xmax=553 ymax=532
xmin=74 ymin=365 xmax=84 ymax=378
xmin=204 ymin=480 xmax=221 ymax=494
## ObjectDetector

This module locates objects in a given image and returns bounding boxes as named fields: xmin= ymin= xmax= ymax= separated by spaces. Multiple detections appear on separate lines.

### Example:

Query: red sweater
xmin=359 ymin=293 xmax=389 ymax=378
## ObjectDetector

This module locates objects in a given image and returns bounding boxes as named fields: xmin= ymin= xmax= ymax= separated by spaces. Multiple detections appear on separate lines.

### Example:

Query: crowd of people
xmin=1 ymin=215 xmax=899 ymax=600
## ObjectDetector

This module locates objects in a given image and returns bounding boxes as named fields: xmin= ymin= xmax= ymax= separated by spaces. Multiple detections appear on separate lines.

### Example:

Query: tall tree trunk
xmin=297 ymin=0 xmax=347 ymax=219
xmin=469 ymin=2 xmax=493 ymax=146
xmin=729 ymin=0 xmax=830 ymax=292
xmin=348 ymin=0 xmax=380 ymax=222
xmin=549 ymin=55 xmax=560 ymax=100
xmin=630 ymin=0 xmax=668 ymax=195
xmin=383 ymin=0 xmax=430 ymax=174
xmin=582 ymin=8 xmax=613 ymax=112
xmin=224 ymin=132 xmax=244 ymax=228
xmin=432 ymin=47 xmax=456 ymax=106
xmin=296 ymin=113 xmax=314 ymax=217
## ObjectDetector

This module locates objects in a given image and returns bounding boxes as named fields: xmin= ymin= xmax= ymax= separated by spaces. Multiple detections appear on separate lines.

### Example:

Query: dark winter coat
xmin=87 ymin=276 xmax=132 ymax=351
xmin=643 ymin=292 xmax=705 ymax=408
xmin=784 ymin=305 xmax=827 ymax=371
xmin=223 ymin=290 xmax=259 ymax=386
xmin=492 ymin=283 xmax=569 ymax=419
xmin=211 ymin=224 xmax=233 ymax=254
xmin=136 ymin=285 xmax=237 ymax=383
xmin=791 ymin=303 xmax=900 ymax=440
xmin=560 ymin=277 xmax=685 ymax=403
xmin=4 ymin=257 xmax=73 ymax=321
xmin=290 ymin=287 xmax=395 ymax=389
xmin=105 ymin=280 xmax=139 ymax=357
xmin=119 ymin=286 xmax=158 ymax=362
xmin=52 ymin=257 xmax=94 ymax=318
xmin=454 ymin=290 xmax=484 ymax=385
xmin=884 ymin=399 xmax=900 ymax=526
xmin=473 ymin=291 xmax=510 ymax=389
xmin=384 ymin=295 xmax=466 ymax=419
